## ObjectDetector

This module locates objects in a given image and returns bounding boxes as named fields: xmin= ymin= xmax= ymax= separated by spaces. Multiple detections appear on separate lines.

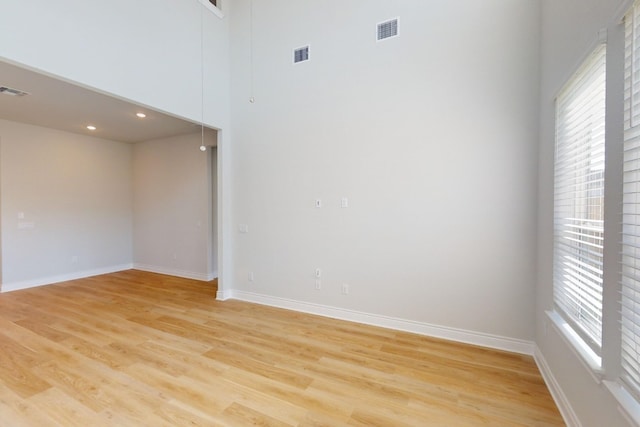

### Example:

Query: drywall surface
xmin=229 ymin=0 xmax=540 ymax=342
xmin=0 ymin=0 xmax=229 ymax=128
xmin=0 ymin=119 xmax=133 ymax=289
xmin=210 ymin=146 xmax=219 ymax=277
xmin=537 ymin=0 xmax=631 ymax=425
xmin=133 ymin=131 xmax=214 ymax=280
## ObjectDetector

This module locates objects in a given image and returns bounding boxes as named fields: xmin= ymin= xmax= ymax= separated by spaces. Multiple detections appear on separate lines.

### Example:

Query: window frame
xmin=619 ymin=0 xmax=640 ymax=407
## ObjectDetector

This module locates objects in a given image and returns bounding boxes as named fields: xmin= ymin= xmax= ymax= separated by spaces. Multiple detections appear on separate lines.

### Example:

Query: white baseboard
xmin=227 ymin=290 xmax=535 ymax=355
xmin=1 ymin=263 xmax=133 ymax=293
xmin=216 ymin=288 xmax=233 ymax=300
xmin=534 ymin=345 xmax=581 ymax=427
xmin=133 ymin=263 xmax=214 ymax=282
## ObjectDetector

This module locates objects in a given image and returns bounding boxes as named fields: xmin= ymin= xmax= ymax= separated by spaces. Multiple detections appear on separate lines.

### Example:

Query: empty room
xmin=0 ymin=0 xmax=638 ymax=425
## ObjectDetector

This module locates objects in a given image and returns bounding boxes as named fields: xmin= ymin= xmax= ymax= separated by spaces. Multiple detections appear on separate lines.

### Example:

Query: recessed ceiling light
xmin=136 ymin=112 xmax=146 ymax=118
xmin=86 ymin=125 xmax=97 ymax=131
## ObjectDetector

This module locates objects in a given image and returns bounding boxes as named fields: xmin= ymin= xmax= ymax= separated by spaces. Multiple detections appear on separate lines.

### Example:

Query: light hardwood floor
xmin=0 ymin=270 xmax=564 ymax=426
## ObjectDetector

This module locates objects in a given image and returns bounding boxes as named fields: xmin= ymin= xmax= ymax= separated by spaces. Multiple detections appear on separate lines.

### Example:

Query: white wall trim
xmin=216 ymin=288 xmax=233 ymax=301
xmin=614 ymin=0 xmax=634 ymax=24
xmin=552 ymin=31 xmax=608 ymax=101
xmin=603 ymin=380 xmax=640 ymax=427
xmin=0 ymin=264 xmax=133 ymax=293
xmin=534 ymin=345 xmax=582 ymax=427
xmin=545 ymin=310 xmax=604 ymax=383
xmin=197 ymin=0 xmax=224 ymax=19
xmin=133 ymin=263 xmax=213 ymax=282
xmin=227 ymin=290 xmax=535 ymax=355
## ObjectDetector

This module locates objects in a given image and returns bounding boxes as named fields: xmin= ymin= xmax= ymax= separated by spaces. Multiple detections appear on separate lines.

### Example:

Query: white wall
xmin=0 ymin=0 xmax=229 ymax=129
xmin=537 ymin=0 xmax=630 ymax=425
xmin=0 ymin=121 xmax=217 ymax=290
xmin=210 ymin=146 xmax=219 ymax=276
xmin=228 ymin=0 xmax=541 ymax=346
xmin=0 ymin=119 xmax=133 ymax=290
xmin=133 ymin=131 xmax=215 ymax=280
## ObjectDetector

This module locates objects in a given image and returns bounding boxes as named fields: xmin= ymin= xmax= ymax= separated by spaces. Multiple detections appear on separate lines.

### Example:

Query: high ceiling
xmin=0 ymin=61 xmax=202 ymax=143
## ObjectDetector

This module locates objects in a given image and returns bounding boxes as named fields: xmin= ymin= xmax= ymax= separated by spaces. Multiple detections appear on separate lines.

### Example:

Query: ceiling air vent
xmin=377 ymin=18 xmax=399 ymax=41
xmin=293 ymin=45 xmax=310 ymax=64
xmin=0 ymin=86 xmax=29 ymax=97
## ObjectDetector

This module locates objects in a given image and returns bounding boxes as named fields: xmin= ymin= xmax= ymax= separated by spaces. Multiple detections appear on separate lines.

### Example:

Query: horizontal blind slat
xmin=553 ymin=42 xmax=606 ymax=355
xmin=621 ymin=2 xmax=640 ymax=401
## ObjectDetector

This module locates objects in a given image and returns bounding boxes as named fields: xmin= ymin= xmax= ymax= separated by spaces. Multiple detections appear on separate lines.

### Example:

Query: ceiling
xmin=0 ymin=61 xmax=203 ymax=143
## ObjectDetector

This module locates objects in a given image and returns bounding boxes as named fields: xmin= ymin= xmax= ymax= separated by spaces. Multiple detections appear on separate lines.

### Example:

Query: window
xmin=553 ymin=43 xmax=607 ymax=359
xmin=621 ymin=0 xmax=640 ymax=399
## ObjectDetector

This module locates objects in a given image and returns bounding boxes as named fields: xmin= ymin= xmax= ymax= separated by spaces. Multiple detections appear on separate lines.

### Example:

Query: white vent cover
xmin=377 ymin=18 xmax=399 ymax=41
xmin=293 ymin=45 xmax=310 ymax=64
xmin=0 ymin=86 xmax=29 ymax=97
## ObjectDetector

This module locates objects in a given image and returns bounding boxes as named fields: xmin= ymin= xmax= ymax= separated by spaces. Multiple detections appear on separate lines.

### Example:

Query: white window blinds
xmin=553 ymin=43 xmax=607 ymax=355
xmin=622 ymin=1 xmax=640 ymax=397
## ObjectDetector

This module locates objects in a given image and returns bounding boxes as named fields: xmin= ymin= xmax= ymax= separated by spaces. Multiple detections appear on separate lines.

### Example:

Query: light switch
xmin=341 ymin=197 xmax=349 ymax=208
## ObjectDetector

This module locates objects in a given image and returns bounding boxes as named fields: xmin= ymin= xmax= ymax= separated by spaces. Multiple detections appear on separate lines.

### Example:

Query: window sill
xmin=546 ymin=310 xmax=603 ymax=383
xmin=604 ymin=381 xmax=640 ymax=426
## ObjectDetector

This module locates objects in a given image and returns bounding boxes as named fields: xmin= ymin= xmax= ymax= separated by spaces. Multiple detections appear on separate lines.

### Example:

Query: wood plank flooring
xmin=0 ymin=270 xmax=564 ymax=426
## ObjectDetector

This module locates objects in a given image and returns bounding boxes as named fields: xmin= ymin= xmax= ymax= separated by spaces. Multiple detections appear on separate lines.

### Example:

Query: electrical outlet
xmin=341 ymin=283 xmax=349 ymax=295
xmin=315 ymin=199 xmax=322 ymax=208
xmin=315 ymin=268 xmax=322 ymax=278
